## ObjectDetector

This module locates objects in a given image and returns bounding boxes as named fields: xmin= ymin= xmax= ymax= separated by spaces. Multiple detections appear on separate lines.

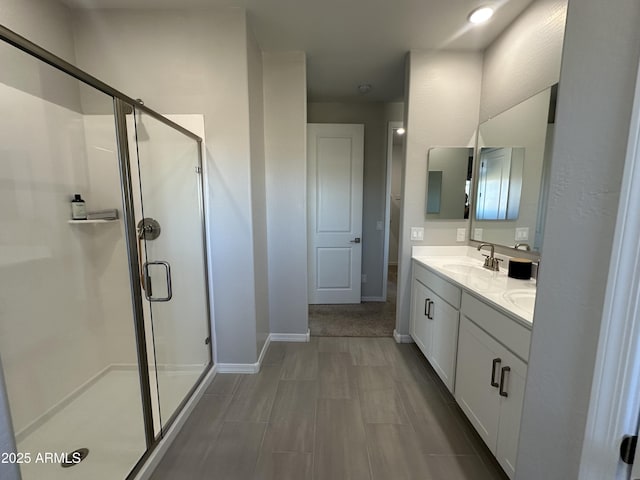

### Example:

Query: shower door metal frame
xmin=0 ymin=24 xmax=214 ymax=480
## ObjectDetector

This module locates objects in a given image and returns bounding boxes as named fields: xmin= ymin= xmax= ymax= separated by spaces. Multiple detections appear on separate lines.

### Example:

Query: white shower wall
xmin=0 ymin=83 xmax=128 ymax=434
xmin=0 ymin=71 xmax=210 ymax=441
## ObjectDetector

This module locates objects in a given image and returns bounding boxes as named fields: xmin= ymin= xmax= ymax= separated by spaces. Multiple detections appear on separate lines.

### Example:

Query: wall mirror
xmin=470 ymin=85 xmax=557 ymax=252
xmin=475 ymin=146 xmax=524 ymax=221
xmin=426 ymin=147 xmax=473 ymax=220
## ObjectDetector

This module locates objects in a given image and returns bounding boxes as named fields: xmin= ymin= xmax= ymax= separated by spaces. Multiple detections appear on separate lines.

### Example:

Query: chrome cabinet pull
xmin=499 ymin=366 xmax=511 ymax=397
xmin=491 ymin=358 xmax=502 ymax=387
xmin=142 ymin=261 xmax=173 ymax=302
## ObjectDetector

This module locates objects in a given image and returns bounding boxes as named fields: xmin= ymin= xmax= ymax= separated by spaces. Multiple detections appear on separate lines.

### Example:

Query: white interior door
xmin=307 ymin=123 xmax=364 ymax=304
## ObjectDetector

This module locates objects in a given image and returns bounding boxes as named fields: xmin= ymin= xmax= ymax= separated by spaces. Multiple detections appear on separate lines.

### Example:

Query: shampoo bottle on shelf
xmin=71 ymin=194 xmax=87 ymax=220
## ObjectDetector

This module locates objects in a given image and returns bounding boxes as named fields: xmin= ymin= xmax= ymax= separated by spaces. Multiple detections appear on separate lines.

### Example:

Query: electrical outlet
xmin=376 ymin=220 xmax=383 ymax=231
xmin=361 ymin=274 xmax=367 ymax=283
xmin=515 ymin=227 xmax=529 ymax=241
xmin=410 ymin=227 xmax=424 ymax=241
xmin=474 ymin=228 xmax=483 ymax=241
xmin=456 ymin=228 xmax=466 ymax=242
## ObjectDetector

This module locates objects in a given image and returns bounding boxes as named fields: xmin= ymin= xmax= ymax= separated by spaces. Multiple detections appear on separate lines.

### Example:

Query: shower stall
xmin=0 ymin=25 xmax=213 ymax=480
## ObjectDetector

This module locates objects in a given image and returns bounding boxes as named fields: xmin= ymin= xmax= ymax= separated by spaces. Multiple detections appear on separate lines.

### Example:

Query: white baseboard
xmin=361 ymin=296 xmax=385 ymax=302
xmin=215 ymin=362 xmax=260 ymax=374
xmin=216 ymin=329 xmax=310 ymax=373
xmin=270 ymin=329 xmax=310 ymax=342
xmin=393 ymin=329 xmax=414 ymax=344
xmin=257 ymin=334 xmax=271 ymax=366
xmin=134 ymin=365 xmax=217 ymax=480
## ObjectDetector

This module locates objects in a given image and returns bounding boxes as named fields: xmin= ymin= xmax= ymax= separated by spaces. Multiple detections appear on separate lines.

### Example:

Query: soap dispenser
xmin=71 ymin=194 xmax=87 ymax=220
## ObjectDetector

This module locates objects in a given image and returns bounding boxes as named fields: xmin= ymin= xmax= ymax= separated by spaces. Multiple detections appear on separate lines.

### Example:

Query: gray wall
xmin=516 ymin=0 xmax=640 ymax=477
xmin=396 ymin=51 xmax=483 ymax=335
xmin=263 ymin=52 xmax=309 ymax=335
xmin=307 ymin=101 xmax=404 ymax=299
xmin=480 ymin=0 xmax=567 ymax=122
xmin=0 ymin=0 xmax=81 ymax=111
xmin=72 ymin=8 xmax=260 ymax=364
xmin=247 ymin=28 xmax=270 ymax=354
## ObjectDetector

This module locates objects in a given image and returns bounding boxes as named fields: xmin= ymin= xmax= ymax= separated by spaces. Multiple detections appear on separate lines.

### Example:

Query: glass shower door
xmin=131 ymin=108 xmax=211 ymax=434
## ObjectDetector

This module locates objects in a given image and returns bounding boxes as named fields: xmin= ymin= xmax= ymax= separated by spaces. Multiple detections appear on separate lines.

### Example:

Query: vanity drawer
xmin=413 ymin=261 xmax=461 ymax=309
xmin=461 ymin=292 xmax=531 ymax=362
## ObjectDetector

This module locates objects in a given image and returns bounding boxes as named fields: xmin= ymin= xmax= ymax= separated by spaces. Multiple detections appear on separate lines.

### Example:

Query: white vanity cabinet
xmin=410 ymin=261 xmax=461 ymax=392
xmin=455 ymin=292 xmax=531 ymax=479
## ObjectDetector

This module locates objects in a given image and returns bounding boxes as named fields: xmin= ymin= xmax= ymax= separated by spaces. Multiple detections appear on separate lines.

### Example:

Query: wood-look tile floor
xmin=151 ymin=337 xmax=509 ymax=480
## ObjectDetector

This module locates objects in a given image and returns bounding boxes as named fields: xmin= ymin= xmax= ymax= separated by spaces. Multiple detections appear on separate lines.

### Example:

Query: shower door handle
xmin=142 ymin=261 xmax=173 ymax=302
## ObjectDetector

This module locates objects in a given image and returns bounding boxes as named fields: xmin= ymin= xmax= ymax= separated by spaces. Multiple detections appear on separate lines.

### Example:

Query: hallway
xmin=308 ymin=266 xmax=397 ymax=337
xmin=151 ymin=337 xmax=507 ymax=479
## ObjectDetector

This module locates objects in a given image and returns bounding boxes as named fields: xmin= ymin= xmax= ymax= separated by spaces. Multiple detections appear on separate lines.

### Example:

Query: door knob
xmin=350 ymin=237 xmax=361 ymax=243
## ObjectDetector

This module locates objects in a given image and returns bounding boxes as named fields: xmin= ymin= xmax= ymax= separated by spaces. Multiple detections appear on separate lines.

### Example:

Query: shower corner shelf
xmin=68 ymin=219 xmax=118 ymax=224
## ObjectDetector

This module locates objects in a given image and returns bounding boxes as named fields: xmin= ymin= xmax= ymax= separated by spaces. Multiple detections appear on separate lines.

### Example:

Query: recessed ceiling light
xmin=358 ymin=83 xmax=372 ymax=94
xmin=468 ymin=6 xmax=494 ymax=24
xmin=396 ymin=128 xmax=406 ymax=135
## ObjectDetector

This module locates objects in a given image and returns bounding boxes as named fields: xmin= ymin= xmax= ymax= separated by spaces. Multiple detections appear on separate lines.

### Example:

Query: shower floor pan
xmin=17 ymin=368 xmax=201 ymax=480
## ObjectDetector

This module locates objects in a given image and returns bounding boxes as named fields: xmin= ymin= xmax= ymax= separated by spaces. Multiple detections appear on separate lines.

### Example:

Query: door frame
xmin=579 ymin=61 xmax=640 ymax=479
xmin=382 ymin=121 xmax=404 ymax=302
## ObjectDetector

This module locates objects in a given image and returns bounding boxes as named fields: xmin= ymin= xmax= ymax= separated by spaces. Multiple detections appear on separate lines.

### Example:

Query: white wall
xmin=247 ymin=29 xmax=270 ymax=354
xmin=83 ymin=116 xmax=140 ymax=368
xmin=516 ymin=0 xmax=640 ymax=477
xmin=307 ymin=101 xmax=404 ymax=299
xmin=263 ymin=51 xmax=309 ymax=335
xmin=396 ymin=51 xmax=483 ymax=335
xmin=72 ymin=8 xmax=261 ymax=364
xmin=0 ymin=0 xmax=123 ymax=459
xmin=480 ymin=0 xmax=567 ymax=122
xmin=0 ymin=84 xmax=146 ymax=435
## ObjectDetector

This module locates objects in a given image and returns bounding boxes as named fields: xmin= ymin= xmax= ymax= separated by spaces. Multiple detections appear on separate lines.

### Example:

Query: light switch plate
xmin=376 ymin=220 xmax=383 ymax=231
xmin=515 ymin=227 xmax=529 ymax=241
xmin=474 ymin=228 xmax=483 ymax=241
xmin=456 ymin=228 xmax=466 ymax=242
xmin=410 ymin=227 xmax=424 ymax=241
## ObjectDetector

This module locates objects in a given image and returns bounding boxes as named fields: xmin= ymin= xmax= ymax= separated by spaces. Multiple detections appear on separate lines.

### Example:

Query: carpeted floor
xmin=309 ymin=265 xmax=397 ymax=337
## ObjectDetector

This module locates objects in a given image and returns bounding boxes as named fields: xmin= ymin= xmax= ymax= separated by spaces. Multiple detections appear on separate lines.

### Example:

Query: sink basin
xmin=503 ymin=289 xmax=536 ymax=312
xmin=441 ymin=263 xmax=493 ymax=277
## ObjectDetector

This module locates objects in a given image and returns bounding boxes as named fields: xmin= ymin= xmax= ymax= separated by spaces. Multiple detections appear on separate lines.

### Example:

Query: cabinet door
xmin=496 ymin=351 xmax=527 ymax=479
xmin=429 ymin=293 xmax=460 ymax=393
xmin=455 ymin=316 xmax=501 ymax=452
xmin=410 ymin=280 xmax=432 ymax=358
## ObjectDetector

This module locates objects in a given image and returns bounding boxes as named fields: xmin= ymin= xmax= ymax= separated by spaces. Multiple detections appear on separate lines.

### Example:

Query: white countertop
xmin=412 ymin=246 xmax=536 ymax=327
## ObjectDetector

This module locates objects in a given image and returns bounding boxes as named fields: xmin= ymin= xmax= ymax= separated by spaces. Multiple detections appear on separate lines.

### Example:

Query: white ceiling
xmin=64 ymin=0 xmax=534 ymax=102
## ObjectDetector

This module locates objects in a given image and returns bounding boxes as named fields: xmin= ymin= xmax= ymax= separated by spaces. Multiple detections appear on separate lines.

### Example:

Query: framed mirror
xmin=470 ymin=85 xmax=557 ymax=252
xmin=426 ymin=147 xmax=473 ymax=220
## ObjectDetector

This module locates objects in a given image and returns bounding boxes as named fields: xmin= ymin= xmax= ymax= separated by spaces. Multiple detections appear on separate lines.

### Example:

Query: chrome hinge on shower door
xmin=195 ymin=166 xmax=202 ymax=174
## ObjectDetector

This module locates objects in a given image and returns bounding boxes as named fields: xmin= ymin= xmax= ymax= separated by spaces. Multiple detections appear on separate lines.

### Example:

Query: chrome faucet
xmin=515 ymin=242 xmax=531 ymax=251
xmin=477 ymin=243 xmax=502 ymax=271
